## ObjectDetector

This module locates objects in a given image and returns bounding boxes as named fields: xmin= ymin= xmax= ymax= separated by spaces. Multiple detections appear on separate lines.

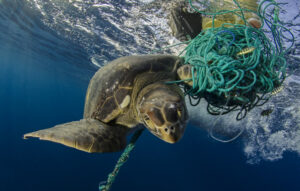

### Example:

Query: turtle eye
xmin=143 ymin=115 xmax=152 ymax=127
xmin=144 ymin=115 xmax=150 ymax=121
xmin=147 ymin=108 xmax=164 ymax=126
xmin=144 ymin=115 xmax=152 ymax=123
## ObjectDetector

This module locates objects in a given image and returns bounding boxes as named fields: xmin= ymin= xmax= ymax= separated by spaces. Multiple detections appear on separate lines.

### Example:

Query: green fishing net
xmin=172 ymin=0 xmax=295 ymax=120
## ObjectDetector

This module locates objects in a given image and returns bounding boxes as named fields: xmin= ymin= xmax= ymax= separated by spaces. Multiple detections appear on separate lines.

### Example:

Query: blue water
xmin=1 ymin=0 xmax=300 ymax=191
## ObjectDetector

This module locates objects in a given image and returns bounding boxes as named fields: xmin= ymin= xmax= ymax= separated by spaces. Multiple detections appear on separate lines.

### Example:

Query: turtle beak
xmin=160 ymin=122 xmax=186 ymax=143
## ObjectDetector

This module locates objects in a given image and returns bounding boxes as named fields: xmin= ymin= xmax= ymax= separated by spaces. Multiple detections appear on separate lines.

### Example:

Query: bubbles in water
xmin=25 ymin=0 xmax=185 ymax=68
xmin=90 ymin=55 xmax=109 ymax=68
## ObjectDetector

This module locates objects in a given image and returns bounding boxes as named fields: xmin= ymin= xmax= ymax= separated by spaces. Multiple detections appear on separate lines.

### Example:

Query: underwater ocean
xmin=1 ymin=0 xmax=300 ymax=191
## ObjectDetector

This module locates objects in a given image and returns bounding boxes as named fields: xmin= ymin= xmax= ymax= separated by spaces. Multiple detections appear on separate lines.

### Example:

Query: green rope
xmin=99 ymin=129 xmax=144 ymax=191
xmin=167 ymin=0 xmax=294 ymax=119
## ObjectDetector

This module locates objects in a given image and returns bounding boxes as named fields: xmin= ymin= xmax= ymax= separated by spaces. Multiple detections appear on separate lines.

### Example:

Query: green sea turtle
xmin=24 ymin=55 xmax=192 ymax=153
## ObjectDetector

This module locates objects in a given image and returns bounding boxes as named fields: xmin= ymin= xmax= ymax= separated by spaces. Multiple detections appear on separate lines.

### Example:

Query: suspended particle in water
xmin=261 ymin=108 xmax=273 ymax=116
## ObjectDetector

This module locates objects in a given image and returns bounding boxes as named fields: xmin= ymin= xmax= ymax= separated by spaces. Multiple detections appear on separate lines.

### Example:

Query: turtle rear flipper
xmin=23 ymin=119 xmax=129 ymax=153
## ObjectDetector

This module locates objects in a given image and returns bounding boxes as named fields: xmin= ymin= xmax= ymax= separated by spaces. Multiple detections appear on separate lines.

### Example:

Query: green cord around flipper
xmin=99 ymin=129 xmax=144 ymax=191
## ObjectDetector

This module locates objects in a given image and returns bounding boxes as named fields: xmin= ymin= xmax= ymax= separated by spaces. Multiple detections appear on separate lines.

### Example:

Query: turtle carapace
xmin=24 ymin=55 xmax=190 ymax=153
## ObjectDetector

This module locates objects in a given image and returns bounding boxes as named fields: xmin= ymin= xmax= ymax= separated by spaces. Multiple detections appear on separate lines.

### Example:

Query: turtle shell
xmin=84 ymin=55 xmax=182 ymax=123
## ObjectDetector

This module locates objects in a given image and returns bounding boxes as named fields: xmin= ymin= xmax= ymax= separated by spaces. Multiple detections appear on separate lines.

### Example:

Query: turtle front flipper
xmin=23 ymin=119 xmax=129 ymax=153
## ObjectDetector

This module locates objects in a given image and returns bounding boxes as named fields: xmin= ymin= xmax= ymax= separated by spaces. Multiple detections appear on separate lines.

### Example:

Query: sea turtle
xmin=24 ymin=55 xmax=192 ymax=153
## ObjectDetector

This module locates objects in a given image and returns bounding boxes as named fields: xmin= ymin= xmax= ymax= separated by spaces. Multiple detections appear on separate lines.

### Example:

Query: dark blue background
xmin=0 ymin=0 xmax=299 ymax=191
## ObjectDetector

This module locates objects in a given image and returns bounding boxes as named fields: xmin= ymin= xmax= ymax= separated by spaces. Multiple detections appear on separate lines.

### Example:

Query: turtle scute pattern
xmin=84 ymin=55 xmax=183 ymax=123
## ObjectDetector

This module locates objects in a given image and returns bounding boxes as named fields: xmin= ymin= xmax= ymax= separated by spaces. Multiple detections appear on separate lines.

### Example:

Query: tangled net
xmin=173 ymin=0 xmax=295 ymax=120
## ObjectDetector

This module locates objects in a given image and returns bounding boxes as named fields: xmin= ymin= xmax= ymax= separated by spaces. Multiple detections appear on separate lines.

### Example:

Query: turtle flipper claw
xmin=24 ymin=119 xmax=129 ymax=153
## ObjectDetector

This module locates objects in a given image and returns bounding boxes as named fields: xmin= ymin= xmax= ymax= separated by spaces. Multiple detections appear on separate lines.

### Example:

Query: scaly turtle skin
xmin=24 ymin=55 xmax=189 ymax=153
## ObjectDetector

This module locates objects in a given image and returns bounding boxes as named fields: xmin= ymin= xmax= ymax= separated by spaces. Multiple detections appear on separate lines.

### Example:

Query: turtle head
xmin=137 ymin=83 xmax=188 ymax=143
